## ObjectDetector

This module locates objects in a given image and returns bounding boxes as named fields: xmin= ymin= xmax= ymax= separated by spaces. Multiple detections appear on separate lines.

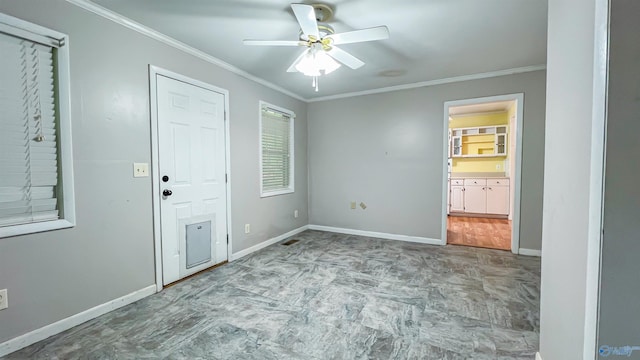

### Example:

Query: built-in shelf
xmin=449 ymin=125 xmax=507 ymax=158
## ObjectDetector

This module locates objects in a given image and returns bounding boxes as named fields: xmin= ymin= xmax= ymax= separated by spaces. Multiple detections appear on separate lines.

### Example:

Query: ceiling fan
xmin=243 ymin=3 xmax=390 ymax=91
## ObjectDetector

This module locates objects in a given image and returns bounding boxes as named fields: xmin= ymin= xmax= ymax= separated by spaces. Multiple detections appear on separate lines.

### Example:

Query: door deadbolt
xmin=162 ymin=175 xmax=169 ymax=182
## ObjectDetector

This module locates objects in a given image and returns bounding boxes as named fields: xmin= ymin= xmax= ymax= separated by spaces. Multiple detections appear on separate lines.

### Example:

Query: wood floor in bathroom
xmin=447 ymin=216 xmax=511 ymax=251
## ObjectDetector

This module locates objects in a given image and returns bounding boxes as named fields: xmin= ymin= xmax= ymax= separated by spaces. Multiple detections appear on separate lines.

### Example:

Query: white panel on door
xmin=201 ymin=128 xmax=217 ymax=182
xmin=172 ymin=124 xmax=191 ymax=184
xmin=200 ymin=100 xmax=217 ymax=117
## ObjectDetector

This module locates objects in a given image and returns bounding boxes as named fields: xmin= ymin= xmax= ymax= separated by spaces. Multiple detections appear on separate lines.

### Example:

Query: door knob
xmin=162 ymin=189 xmax=173 ymax=197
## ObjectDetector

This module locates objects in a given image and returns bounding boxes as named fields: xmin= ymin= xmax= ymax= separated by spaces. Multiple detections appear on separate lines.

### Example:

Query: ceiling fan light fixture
xmin=294 ymin=45 xmax=341 ymax=77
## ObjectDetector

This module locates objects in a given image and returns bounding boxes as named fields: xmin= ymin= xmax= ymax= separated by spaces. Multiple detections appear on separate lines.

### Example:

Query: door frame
xmin=441 ymin=93 xmax=524 ymax=254
xmin=149 ymin=65 xmax=232 ymax=292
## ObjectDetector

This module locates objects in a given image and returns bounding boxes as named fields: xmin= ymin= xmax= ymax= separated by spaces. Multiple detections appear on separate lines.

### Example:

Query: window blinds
xmin=261 ymin=108 xmax=292 ymax=193
xmin=0 ymin=32 xmax=59 ymax=227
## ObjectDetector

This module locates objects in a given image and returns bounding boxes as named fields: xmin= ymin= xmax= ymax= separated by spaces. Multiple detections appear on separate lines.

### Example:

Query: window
xmin=0 ymin=14 xmax=74 ymax=238
xmin=259 ymin=101 xmax=294 ymax=197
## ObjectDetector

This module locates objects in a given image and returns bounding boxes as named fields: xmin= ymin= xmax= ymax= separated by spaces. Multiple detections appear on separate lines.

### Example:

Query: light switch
xmin=133 ymin=163 xmax=149 ymax=178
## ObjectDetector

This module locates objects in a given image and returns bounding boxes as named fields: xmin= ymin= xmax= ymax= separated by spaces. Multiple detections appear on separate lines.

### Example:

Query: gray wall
xmin=0 ymin=0 xmax=307 ymax=344
xmin=597 ymin=0 xmax=640 ymax=357
xmin=307 ymin=71 xmax=546 ymax=249
xmin=539 ymin=0 xmax=600 ymax=358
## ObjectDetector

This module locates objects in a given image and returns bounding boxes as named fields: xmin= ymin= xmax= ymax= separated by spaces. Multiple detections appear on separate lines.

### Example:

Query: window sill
xmin=260 ymin=188 xmax=294 ymax=198
xmin=0 ymin=219 xmax=75 ymax=239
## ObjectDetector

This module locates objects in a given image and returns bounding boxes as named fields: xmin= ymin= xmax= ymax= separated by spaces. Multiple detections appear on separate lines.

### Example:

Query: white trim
xmin=584 ymin=0 xmax=609 ymax=357
xmin=148 ymin=66 xmax=232 ymax=292
xmin=308 ymin=225 xmax=442 ymax=245
xmin=65 ymin=0 xmax=305 ymax=102
xmin=536 ymin=352 xmax=543 ymax=360
xmin=442 ymin=93 xmax=525 ymax=254
xmin=0 ymin=13 xmax=67 ymax=47
xmin=308 ymin=65 xmax=546 ymax=103
xmin=230 ymin=225 xmax=309 ymax=261
xmin=0 ymin=13 xmax=75 ymax=239
xmin=518 ymin=248 xmax=542 ymax=257
xmin=0 ymin=285 xmax=155 ymax=358
xmin=259 ymin=101 xmax=295 ymax=198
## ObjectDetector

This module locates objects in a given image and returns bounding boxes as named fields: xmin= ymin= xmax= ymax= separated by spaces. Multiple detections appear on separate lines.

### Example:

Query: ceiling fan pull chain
xmin=312 ymin=76 xmax=319 ymax=92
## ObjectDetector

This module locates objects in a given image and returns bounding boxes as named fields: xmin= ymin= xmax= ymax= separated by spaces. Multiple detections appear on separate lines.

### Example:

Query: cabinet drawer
xmin=450 ymin=179 xmax=464 ymax=186
xmin=464 ymin=179 xmax=486 ymax=186
xmin=487 ymin=178 xmax=509 ymax=186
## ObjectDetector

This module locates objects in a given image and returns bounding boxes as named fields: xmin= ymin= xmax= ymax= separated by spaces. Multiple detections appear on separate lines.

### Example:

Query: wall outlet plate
xmin=294 ymin=210 xmax=299 ymax=218
xmin=0 ymin=289 xmax=7 ymax=310
xmin=133 ymin=162 xmax=149 ymax=178
xmin=244 ymin=224 xmax=250 ymax=234
xmin=360 ymin=202 xmax=367 ymax=210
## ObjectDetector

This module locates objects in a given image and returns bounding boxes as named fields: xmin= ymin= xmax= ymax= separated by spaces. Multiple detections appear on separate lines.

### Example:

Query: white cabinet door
xmin=486 ymin=185 xmax=510 ymax=215
xmin=464 ymin=185 xmax=486 ymax=213
xmin=450 ymin=185 xmax=465 ymax=212
xmin=451 ymin=136 xmax=462 ymax=157
xmin=495 ymin=133 xmax=507 ymax=156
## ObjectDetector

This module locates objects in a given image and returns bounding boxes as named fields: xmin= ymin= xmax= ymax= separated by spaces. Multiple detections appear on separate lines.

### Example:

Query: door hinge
xmin=225 ymin=173 xmax=228 ymax=183
xmin=226 ymin=234 xmax=229 ymax=244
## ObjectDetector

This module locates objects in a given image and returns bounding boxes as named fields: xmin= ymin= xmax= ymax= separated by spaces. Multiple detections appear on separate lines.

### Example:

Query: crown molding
xmin=307 ymin=65 xmax=547 ymax=102
xmin=65 ymin=0 xmax=306 ymax=102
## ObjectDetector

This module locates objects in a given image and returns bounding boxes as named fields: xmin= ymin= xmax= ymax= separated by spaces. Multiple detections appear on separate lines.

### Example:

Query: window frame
xmin=0 ymin=13 xmax=75 ymax=238
xmin=258 ymin=101 xmax=295 ymax=198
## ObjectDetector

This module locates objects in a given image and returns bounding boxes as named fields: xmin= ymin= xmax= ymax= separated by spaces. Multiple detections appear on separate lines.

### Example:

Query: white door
xmin=464 ymin=185 xmax=486 ymax=214
xmin=157 ymin=75 xmax=227 ymax=285
xmin=486 ymin=185 xmax=510 ymax=215
xmin=450 ymin=185 xmax=465 ymax=212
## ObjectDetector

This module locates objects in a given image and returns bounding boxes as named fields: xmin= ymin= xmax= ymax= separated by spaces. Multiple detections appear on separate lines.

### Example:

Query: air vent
xmin=282 ymin=239 xmax=300 ymax=246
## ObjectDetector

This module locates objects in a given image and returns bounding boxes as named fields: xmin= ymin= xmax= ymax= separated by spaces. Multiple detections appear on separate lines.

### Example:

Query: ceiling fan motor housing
xmin=312 ymin=3 xmax=334 ymax=22
xmin=299 ymin=23 xmax=334 ymax=42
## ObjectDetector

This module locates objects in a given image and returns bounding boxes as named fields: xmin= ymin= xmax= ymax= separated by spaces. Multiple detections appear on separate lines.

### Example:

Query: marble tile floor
xmin=3 ymin=230 xmax=541 ymax=360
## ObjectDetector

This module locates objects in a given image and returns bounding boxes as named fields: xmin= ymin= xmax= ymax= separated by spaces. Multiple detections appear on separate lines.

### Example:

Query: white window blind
xmin=260 ymin=105 xmax=294 ymax=195
xmin=0 ymin=32 xmax=59 ymax=227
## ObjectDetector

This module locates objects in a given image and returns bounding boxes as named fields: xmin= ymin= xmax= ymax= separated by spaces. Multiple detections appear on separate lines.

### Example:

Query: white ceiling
xmin=449 ymin=100 xmax=514 ymax=116
xmin=89 ymin=0 xmax=548 ymax=100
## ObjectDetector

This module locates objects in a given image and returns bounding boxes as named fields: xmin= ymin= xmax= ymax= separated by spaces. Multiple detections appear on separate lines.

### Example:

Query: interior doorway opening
xmin=442 ymin=94 xmax=524 ymax=253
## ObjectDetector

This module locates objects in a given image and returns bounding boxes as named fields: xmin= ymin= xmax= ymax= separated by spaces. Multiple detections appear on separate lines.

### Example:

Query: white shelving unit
xmin=449 ymin=125 xmax=507 ymax=158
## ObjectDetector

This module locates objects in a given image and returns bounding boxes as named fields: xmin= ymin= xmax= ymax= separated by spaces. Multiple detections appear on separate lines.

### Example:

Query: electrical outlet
xmin=360 ymin=202 xmax=367 ymax=210
xmin=350 ymin=202 xmax=356 ymax=210
xmin=294 ymin=210 xmax=299 ymax=218
xmin=133 ymin=162 xmax=149 ymax=178
xmin=0 ymin=289 xmax=7 ymax=311
xmin=244 ymin=224 xmax=250 ymax=234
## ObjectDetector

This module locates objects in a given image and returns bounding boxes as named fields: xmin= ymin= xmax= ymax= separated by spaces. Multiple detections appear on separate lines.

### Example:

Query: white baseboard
xmin=230 ymin=225 xmax=309 ymax=261
xmin=0 ymin=284 xmax=156 ymax=358
xmin=536 ymin=351 xmax=542 ymax=360
xmin=308 ymin=225 xmax=443 ymax=245
xmin=519 ymin=248 xmax=542 ymax=257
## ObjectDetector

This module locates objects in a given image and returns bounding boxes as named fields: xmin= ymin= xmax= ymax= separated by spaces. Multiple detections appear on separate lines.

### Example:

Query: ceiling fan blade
xmin=287 ymin=50 xmax=308 ymax=72
xmin=243 ymin=40 xmax=304 ymax=46
xmin=327 ymin=46 xmax=365 ymax=69
xmin=327 ymin=26 xmax=390 ymax=45
xmin=291 ymin=4 xmax=320 ymax=40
